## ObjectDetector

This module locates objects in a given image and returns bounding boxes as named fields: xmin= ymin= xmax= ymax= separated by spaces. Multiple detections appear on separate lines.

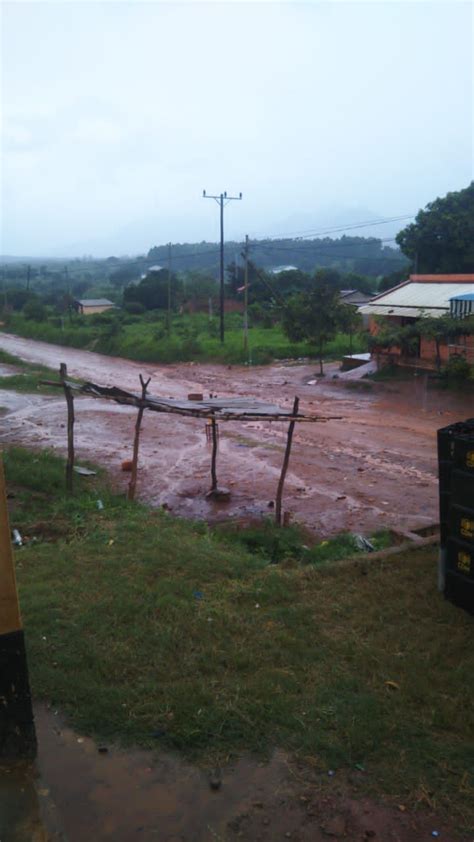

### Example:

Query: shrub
xmin=22 ymin=298 xmax=47 ymax=322
xmin=124 ymin=301 xmax=146 ymax=315
xmin=441 ymin=354 xmax=473 ymax=383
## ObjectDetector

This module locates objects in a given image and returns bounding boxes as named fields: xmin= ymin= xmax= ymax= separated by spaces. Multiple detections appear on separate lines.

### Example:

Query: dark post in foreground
xmin=128 ymin=375 xmax=151 ymax=501
xmin=60 ymin=362 xmax=75 ymax=493
xmin=0 ymin=455 xmax=36 ymax=759
xmin=210 ymin=415 xmax=219 ymax=492
xmin=275 ymin=396 xmax=300 ymax=526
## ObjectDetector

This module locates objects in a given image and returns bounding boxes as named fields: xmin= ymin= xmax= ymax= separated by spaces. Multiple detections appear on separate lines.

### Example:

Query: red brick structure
xmin=359 ymin=275 xmax=474 ymax=370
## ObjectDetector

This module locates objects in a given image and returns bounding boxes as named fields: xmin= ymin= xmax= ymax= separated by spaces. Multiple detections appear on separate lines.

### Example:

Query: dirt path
xmin=1 ymin=332 xmax=472 ymax=538
xmin=2 ymin=705 xmax=468 ymax=842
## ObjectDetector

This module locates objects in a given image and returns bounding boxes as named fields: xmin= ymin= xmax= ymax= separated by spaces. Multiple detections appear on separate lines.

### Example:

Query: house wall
xmin=369 ymin=314 xmax=474 ymax=370
xmin=80 ymin=305 xmax=115 ymax=315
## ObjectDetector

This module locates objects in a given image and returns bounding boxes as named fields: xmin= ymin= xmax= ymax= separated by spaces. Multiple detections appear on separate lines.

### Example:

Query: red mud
xmin=1 ymin=332 xmax=473 ymax=538
xmin=1 ymin=705 xmax=469 ymax=842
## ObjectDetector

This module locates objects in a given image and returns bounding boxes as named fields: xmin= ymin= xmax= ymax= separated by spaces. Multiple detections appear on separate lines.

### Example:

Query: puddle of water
xmin=33 ymin=705 xmax=289 ymax=842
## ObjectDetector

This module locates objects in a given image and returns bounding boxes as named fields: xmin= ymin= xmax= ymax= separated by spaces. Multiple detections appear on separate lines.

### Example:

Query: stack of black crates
xmin=438 ymin=418 xmax=474 ymax=613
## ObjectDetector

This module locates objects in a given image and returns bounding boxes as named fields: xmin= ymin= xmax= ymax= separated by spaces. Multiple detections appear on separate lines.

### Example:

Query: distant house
xmin=74 ymin=298 xmax=116 ymax=316
xmin=268 ymin=265 xmax=298 ymax=274
xmin=339 ymin=289 xmax=373 ymax=307
xmin=359 ymin=274 xmax=474 ymax=369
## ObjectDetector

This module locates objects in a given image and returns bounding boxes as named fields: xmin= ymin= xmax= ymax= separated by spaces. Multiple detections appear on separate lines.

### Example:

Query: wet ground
xmin=1 ymin=332 xmax=473 ymax=538
xmin=1 ymin=705 xmax=469 ymax=842
xmin=1 ymin=335 xmax=473 ymax=840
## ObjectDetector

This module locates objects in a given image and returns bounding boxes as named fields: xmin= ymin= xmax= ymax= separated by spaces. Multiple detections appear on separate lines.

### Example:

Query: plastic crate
xmin=449 ymin=504 xmax=474 ymax=545
xmin=454 ymin=436 xmax=474 ymax=474
xmin=444 ymin=569 xmax=474 ymax=615
xmin=446 ymin=537 xmax=474 ymax=580
xmin=451 ymin=469 xmax=474 ymax=508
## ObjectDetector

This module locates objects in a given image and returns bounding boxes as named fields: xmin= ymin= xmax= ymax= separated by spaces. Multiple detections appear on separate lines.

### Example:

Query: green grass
xmin=4 ymin=446 xmax=474 ymax=830
xmin=3 ymin=312 xmax=367 ymax=365
xmin=217 ymin=519 xmax=393 ymax=564
xmin=0 ymin=349 xmax=78 ymax=394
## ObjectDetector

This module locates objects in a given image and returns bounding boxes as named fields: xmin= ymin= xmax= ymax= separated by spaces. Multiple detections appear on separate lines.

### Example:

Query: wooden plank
xmin=39 ymin=379 xmax=341 ymax=422
xmin=210 ymin=416 xmax=218 ymax=491
xmin=0 ymin=454 xmax=21 ymax=635
xmin=60 ymin=363 xmax=75 ymax=494
xmin=275 ymin=397 xmax=299 ymax=527
xmin=128 ymin=376 xmax=150 ymax=501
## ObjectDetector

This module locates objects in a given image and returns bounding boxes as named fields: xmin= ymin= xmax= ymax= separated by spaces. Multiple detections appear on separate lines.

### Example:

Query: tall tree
xmin=123 ymin=269 xmax=182 ymax=311
xmin=281 ymin=280 xmax=345 ymax=375
xmin=396 ymin=183 xmax=474 ymax=272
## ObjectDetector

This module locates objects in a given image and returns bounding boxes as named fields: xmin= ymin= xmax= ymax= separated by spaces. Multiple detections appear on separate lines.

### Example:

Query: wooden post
xmin=0 ymin=454 xmax=36 ymax=758
xmin=275 ymin=397 xmax=299 ymax=526
xmin=60 ymin=362 xmax=75 ymax=493
xmin=210 ymin=415 xmax=218 ymax=491
xmin=128 ymin=375 xmax=151 ymax=501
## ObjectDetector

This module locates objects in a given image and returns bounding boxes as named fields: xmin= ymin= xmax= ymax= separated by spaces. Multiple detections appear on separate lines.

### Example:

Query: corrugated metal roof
xmin=451 ymin=293 xmax=474 ymax=301
xmin=359 ymin=282 xmax=474 ymax=318
xmin=76 ymin=298 xmax=115 ymax=307
xmin=358 ymin=305 xmax=443 ymax=318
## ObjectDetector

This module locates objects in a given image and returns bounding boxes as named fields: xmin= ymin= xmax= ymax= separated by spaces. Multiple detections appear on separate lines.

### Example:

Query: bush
xmin=441 ymin=354 xmax=473 ymax=383
xmin=22 ymin=298 xmax=47 ymax=322
xmin=124 ymin=301 xmax=146 ymax=315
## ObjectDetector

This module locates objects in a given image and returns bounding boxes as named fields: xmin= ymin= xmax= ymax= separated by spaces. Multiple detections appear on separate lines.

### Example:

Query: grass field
xmin=4 ymin=312 xmax=367 ymax=365
xmin=0 ymin=349 xmax=69 ymax=394
xmin=4 ymin=446 xmax=473 ymax=831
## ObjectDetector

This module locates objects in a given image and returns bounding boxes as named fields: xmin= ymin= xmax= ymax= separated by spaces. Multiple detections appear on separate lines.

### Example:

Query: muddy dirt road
xmin=3 ymin=706 xmax=468 ymax=842
xmin=1 ymin=332 xmax=472 ymax=538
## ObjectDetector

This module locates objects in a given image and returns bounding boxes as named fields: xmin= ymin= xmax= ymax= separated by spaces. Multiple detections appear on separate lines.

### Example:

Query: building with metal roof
xmin=74 ymin=298 xmax=116 ymax=315
xmin=359 ymin=275 xmax=474 ymax=320
xmin=359 ymin=275 xmax=474 ymax=370
xmin=450 ymin=292 xmax=474 ymax=319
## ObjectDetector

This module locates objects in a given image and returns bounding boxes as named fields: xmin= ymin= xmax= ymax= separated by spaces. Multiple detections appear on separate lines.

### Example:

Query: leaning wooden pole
xmin=210 ymin=415 xmax=218 ymax=491
xmin=275 ymin=396 xmax=299 ymax=526
xmin=60 ymin=362 xmax=75 ymax=494
xmin=128 ymin=375 xmax=151 ymax=501
xmin=0 ymin=454 xmax=37 ymax=759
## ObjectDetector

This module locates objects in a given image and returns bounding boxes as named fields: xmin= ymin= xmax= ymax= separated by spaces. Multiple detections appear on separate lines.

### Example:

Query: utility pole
xmin=202 ymin=189 xmax=242 ymax=343
xmin=26 ymin=265 xmax=31 ymax=292
xmin=65 ymin=266 xmax=72 ymax=323
xmin=167 ymin=242 xmax=172 ymax=335
xmin=243 ymin=234 xmax=249 ymax=354
xmin=1 ymin=267 xmax=7 ymax=310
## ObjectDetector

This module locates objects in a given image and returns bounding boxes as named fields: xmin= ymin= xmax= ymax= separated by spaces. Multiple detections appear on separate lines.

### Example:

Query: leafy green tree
xmin=312 ymin=267 xmax=341 ymax=287
xmin=417 ymin=315 xmax=460 ymax=371
xmin=123 ymin=269 xmax=183 ymax=311
xmin=182 ymin=271 xmax=217 ymax=303
xmin=22 ymin=297 xmax=46 ymax=322
xmin=342 ymin=272 xmax=375 ymax=295
xmin=338 ymin=304 xmax=363 ymax=355
xmin=396 ymin=183 xmax=474 ymax=272
xmin=378 ymin=268 xmax=408 ymax=293
xmin=109 ymin=264 xmax=139 ymax=289
xmin=281 ymin=280 xmax=345 ymax=375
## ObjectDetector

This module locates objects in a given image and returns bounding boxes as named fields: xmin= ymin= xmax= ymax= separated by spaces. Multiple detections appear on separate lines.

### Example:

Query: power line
xmin=247 ymin=214 xmax=414 ymax=242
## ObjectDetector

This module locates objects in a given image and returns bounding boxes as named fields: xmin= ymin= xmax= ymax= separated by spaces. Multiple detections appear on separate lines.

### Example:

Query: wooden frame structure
xmin=42 ymin=365 xmax=341 ymax=525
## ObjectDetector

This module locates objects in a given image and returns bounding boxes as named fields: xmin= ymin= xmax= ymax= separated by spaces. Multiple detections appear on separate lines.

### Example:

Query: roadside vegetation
xmin=5 ymin=446 xmax=474 ymax=831
xmin=2 ymin=310 xmax=367 ymax=366
xmin=0 ymin=349 xmax=72 ymax=394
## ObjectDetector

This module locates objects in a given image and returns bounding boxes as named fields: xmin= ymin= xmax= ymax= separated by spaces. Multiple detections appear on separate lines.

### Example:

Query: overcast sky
xmin=1 ymin=0 xmax=472 ymax=257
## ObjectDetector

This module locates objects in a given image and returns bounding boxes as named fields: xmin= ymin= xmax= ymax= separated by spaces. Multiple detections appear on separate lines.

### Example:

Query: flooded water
xmin=2 ymin=332 xmax=472 ymax=538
